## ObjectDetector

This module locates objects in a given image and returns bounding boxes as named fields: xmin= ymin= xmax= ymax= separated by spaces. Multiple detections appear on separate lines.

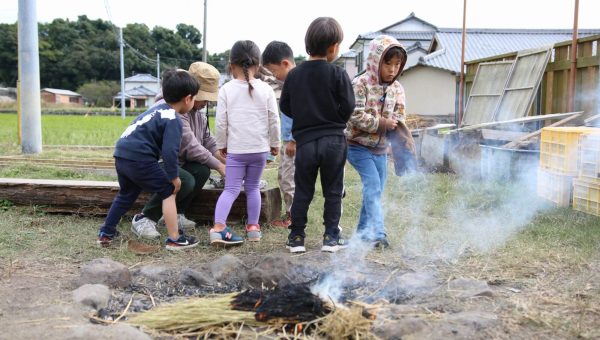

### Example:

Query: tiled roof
xmin=114 ymin=85 xmax=157 ymax=98
xmin=41 ymin=88 xmax=81 ymax=96
xmin=416 ymin=28 xmax=600 ymax=73
xmin=125 ymin=73 xmax=159 ymax=82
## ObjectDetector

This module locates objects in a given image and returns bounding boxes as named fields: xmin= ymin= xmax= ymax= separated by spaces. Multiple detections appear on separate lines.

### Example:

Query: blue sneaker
xmin=96 ymin=230 xmax=120 ymax=247
xmin=209 ymin=226 xmax=244 ymax=246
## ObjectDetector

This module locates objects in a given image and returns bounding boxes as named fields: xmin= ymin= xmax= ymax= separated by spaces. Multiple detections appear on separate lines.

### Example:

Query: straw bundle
xmin=128 ymin=293 xmax=260 ymax=335
xmin=315 ymin=307 xmax=380 ymax=340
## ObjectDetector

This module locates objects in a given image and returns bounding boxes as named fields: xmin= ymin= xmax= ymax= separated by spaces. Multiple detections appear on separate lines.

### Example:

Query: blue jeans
xmin=347 ymin=145 xmax=387 ymax=240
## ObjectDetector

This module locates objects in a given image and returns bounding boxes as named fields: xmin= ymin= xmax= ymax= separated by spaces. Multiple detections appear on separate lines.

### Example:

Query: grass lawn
xmin=0 ymin=113 xmax=216 ymax=149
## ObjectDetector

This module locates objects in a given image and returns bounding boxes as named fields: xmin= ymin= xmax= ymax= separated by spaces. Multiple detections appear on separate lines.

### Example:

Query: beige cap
xmin=188 ymin=62 xmax=220 ymax=101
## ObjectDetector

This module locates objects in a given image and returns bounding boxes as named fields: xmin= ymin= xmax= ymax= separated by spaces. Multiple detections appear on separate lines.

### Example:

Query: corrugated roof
xmin=125 ymin=73 xmax=159 ymax=82
xmin=417 ymin=28 xmax=600 ymax=73
xmin=41 ymin=88 xmax=81 ymax=96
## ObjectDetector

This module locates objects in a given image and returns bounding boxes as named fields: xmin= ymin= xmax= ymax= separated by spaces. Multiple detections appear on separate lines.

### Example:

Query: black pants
xmin=290 ymin=135 xmax=347 ymax=238
xmin=100 ymin=157 xmax=174 ymax=235
xmin=142 ymin=162 xmax=211 ymax=222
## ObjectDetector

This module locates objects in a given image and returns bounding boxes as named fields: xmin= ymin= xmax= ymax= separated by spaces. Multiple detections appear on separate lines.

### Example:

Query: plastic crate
xmin=579 ymin=133 xmax=600 ymax=181
xmin=537 ymin=168 xmax=573 ymax=207
xmin=572 ymin=178 xmax=600 ymax=217
xmin=539 ymin=127 xmax=597 ymax=175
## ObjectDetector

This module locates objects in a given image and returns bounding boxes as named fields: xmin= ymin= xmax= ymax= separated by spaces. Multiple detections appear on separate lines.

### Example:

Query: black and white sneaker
xmin=321 ymin=234 xmax=349 ymax=253
xmin=165 ymin=234 xmax=199 ymax=251
xmin=286 ymin=234 xmax=306 ymax=253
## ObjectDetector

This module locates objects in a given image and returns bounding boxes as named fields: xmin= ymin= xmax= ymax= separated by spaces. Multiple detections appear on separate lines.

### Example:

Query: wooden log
xmin=0 ymin=178 xmax=281 ymax=224
xmin=447 ymin=111 xmax=582 ymax=133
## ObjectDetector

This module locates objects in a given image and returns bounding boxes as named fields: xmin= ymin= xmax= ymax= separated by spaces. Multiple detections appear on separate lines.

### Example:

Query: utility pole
xmin=156 ymin=53 xmax=161 ymax=88
xmin=203 ymin=0 xmax=208 ymax=62
xmin=119 ymin=27 xmax=126 ymax=119
xmin=18 ymin=0 xmax=42 ymax=154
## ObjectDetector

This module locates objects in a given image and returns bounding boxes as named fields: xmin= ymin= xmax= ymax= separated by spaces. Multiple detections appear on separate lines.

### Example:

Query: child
xmin=261 ymin=41 xmax=296 ymax=227
xmin=131 ymin=62 xmax=226 ymax=238
xmin=279 ymin=17 xmax=355 ymax=253
xmin=345 ymin=35 xmax=407 ymax=248
xmin=210 ymin=40 xmax=280 ymax=245
xmin=97 ymin=69 xmax=200 ymax=251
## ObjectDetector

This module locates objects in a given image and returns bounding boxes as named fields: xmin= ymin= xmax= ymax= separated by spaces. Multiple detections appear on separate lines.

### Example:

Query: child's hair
xmin=230 ymin=40 xmax=261 ymax=96
xmin=161 ymin=69 xmax=199 ymax=103
xmin=304 ymin=17 xmax=343 ymax=57
xmin=383 ymin=46 xmax=407 ymax=63
xmin=262 ymin=41 xmax=294 ymax=65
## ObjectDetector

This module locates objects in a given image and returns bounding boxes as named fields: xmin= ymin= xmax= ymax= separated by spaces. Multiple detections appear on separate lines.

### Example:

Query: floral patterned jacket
xmin=345 ymin=35 xmax=407 ymax=151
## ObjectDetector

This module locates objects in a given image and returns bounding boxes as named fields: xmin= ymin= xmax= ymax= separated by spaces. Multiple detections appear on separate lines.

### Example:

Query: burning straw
xmin=127 ymin=284 xmax=378 ymax=338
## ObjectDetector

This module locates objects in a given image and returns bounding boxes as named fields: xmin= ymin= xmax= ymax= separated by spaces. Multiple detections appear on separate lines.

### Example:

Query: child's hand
xmin=171 ymin=177 xmax=181 ymax=194
xmin=216 ymin=163 xmax=226 ymax=177
xmin=270 ymin=147 xmax=279 ymax=157
xmin=285 ymin=141 xmax=296 ymax=157
xmin=384 ymin=118 xmax=398 ymax=130
xmin=218 ymin=148 xmax=227 ymax=158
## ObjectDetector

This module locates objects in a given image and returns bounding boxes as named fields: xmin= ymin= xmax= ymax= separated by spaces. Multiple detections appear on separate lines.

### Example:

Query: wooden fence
xmin=465 ymin=34 xmax=600 ymax=116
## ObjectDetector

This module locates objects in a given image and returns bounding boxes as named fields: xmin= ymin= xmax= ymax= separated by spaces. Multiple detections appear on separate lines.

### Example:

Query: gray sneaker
xmin=131 ymin=214 xmax=160 ymax=239
xmin=157 ymin=214 xmax=196 ymax=232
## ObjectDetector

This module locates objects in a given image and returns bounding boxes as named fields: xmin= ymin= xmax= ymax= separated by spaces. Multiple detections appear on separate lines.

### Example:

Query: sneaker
xmin=165 ymin=234 xmax=199 ymax=251
xmin=286 ymin=234 xmax=306 ymax=253
xmin=178 ymin=214 xmax=196 ymax=230
xmin=271 ymin=213 xmax=291 ymax=228
xmin=246 ymin=224 xmax=262 ymax=242
xmin=131 ymin=214 xmax=160 ymax=239
xmin=157 ymin=214 xmax=196 ymax=232
xmin=209 ymin=226 xmax=244 ymax=245
xmin=321 ymin=234 xmax=349 ymax=253
xmin=373 ymin=237 xmax=390 ymax=249
xmin=96 ymin=230 xmax=120 ymax=247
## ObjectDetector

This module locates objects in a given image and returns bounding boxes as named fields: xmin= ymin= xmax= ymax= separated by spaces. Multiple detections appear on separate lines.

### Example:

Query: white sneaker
xmin=131 ymin=214 xmax=160 ymax=239
xmin=157 ymin=214 xmax=196 ymax=232
xmin=178 ymin=214 xmax=196 ymax=230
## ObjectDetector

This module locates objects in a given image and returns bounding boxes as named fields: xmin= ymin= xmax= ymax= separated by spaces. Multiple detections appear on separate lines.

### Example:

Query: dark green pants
xmin=142 ymin=162 xmax=211 ymax=222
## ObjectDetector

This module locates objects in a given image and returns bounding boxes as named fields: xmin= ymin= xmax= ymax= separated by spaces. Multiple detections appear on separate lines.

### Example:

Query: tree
xmin=77 ymin=80 xmax=120 ymax=107
xmin=0 ymin=16 xmax=206 ymax=90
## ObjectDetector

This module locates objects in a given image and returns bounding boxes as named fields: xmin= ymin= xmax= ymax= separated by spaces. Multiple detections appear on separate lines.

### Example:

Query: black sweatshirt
xmin=279 ymin=60 xmax=355 ymax=146
xmin=113 ymin=102 xmax=182 ymax=180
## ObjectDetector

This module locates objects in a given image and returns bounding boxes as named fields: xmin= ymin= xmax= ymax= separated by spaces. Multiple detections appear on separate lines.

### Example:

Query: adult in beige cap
xmin=131 ymin=62 xmax=226 ymax=239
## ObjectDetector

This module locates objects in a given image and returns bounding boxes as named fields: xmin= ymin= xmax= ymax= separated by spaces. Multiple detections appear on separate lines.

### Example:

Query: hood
xmin=365 ymin=35 xmax=407 ymax=85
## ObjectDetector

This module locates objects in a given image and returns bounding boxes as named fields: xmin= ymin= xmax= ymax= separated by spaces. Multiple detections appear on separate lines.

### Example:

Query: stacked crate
xmin=537 ymin=127 xmax=597 ymax=207
xmin=572 ymin=133 xmax=600 ymax=216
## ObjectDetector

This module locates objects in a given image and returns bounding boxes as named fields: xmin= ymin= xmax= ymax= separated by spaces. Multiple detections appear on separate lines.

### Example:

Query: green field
xmin=0 ymin=113 xmax=216 ymax=147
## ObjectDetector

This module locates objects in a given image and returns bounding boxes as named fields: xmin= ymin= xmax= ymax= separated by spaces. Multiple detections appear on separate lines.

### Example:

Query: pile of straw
xmin=127 ymin=293 xmax=260 ymax=336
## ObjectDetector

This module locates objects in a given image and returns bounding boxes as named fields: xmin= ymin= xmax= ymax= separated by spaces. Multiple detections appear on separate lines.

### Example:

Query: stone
xmin=247 ymin=255 xmax=295 ymax=288
xmin=66 ymin=324 xmax=151 ymax=340
xmin=72 ymin=284 xmax=111 ymax=311
xmin=448 ymin=278 xmax=494 ymax=298
xmin=179 ymin=268 xmax=213 ymax=287
xmin=206 ymin=254 xmax=247 ymax=281
xmin=134 ymin=265 xmax=172 ymax=282
xmin=446 ymin=311 xmax=499 ymax=330
xmin=373 ymin=317 xmax=429 ymax=339
xmin=79 ymin=258 xmax=132 ymax=288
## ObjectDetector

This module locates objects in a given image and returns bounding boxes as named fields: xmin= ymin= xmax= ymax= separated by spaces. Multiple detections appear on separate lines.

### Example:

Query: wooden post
xmin=567 ymin=0 xmax=579 ymax=112
xmin=458 ymin=0 xmax=467 ymax=127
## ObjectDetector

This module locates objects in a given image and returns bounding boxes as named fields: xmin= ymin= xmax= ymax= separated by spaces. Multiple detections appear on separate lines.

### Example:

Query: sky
xmin=1 ymin=0 xmax=599 ymax=59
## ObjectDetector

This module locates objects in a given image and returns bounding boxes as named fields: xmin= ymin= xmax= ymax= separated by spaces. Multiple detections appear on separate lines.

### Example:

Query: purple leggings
xmin=214 ymin=152 xmax=267 ymax=225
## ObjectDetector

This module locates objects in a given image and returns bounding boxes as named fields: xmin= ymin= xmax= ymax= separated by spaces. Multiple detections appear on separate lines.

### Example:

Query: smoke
xmin=312 ymin=139 xmax=550 ymax=302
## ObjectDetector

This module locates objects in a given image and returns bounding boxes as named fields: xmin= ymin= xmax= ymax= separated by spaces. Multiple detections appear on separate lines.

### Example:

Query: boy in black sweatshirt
xmin=279 ymin=17 xmax=355 ymax=253
xmin=97 ymin=69 xmax=200 ymax=251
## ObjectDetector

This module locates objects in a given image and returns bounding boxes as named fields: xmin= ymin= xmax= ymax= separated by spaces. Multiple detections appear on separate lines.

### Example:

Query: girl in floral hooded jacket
xmin=345 ymin=34 xmax=407 ymax=248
